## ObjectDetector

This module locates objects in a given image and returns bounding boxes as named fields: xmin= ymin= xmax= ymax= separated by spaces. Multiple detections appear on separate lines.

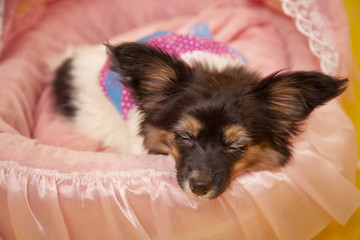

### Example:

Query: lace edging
xmin=281 ymin=0 xmax=339 ymax=76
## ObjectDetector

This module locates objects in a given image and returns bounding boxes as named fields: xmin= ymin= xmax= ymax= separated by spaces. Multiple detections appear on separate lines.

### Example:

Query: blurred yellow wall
xmin=342 ymin=0 xmax=360 ymax=157
xmin=314 ymin=0 xmax=360 ymax=239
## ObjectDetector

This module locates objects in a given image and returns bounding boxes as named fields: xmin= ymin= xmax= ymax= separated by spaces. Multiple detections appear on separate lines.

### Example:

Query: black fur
xmin=52 ymin=58 xmax=77 ymax=117
xmin=106 ymin=42 xmax=193 ymax=127
xmin=251 ymin=71 xmax=348 ymax=160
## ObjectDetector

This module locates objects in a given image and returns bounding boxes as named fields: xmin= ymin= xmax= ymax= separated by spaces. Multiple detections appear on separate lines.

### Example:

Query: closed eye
xmin=223 ymin=144 xmax=248 ymax=154
xmin=176 ymin=132 xmax=195 ymax=148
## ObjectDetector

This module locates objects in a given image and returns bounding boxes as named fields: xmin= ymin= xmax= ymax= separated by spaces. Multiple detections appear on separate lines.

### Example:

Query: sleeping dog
xmin=52 ymin=33 xmax=347 ymax=199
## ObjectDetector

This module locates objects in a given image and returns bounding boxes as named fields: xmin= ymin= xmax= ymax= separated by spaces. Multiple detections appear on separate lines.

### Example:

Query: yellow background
xmin=314 ymin=0 xmax=360 ymax=239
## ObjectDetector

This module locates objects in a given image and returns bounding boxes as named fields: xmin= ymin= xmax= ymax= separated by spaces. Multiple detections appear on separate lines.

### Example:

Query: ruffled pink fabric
xmin=0 ymin=0 xmax=359 ymax=239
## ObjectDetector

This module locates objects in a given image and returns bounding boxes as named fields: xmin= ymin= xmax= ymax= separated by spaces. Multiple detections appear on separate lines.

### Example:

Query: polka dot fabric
xmin=149 ymin=33 xmax=239 ymax=59
xmin=100 ymin=59 xmax=112 ymax=99
xmin=120 ymin=87 xmax=135 ymax=119
xmin=100 ymin=59 xmax=136 ymax=120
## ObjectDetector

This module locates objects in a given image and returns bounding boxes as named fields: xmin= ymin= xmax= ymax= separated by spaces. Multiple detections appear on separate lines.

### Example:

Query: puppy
xmin=52 ymin=35 xmax=347 ymax=199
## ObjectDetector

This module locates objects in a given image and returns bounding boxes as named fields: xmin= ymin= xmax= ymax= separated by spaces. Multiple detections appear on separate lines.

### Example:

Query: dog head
xmin=107 ymin=42 xmax=348 ymax=199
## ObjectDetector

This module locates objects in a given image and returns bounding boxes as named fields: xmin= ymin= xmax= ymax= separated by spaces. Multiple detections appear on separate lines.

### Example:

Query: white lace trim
xmin=281 ymin=0 xmax=339 ymax=76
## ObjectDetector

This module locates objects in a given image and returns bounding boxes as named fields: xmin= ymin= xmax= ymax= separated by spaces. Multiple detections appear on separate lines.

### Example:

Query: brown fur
xmin=231 ymin=145 xmax=285 ymax=178
xmin=222 ymin=125 xmax=250 ymax=145
xmin=177 ymin=115 xmax=204 ymax=138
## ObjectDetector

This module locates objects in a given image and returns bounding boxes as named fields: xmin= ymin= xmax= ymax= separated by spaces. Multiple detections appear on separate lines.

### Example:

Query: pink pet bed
xmin=1 ymin=0 xmax=359 ymax=239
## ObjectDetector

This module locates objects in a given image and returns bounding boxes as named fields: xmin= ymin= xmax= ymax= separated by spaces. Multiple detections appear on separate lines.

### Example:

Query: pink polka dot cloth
xmin=100 ymin=59 xmax=136 ymax=120
xmin=148 ymin=33 xmax=240 ymax=59
xmin=120 ymin=87 xmax=135 ymax=119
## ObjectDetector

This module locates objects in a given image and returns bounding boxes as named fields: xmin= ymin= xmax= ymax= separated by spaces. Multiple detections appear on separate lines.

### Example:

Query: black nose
xmin=189 ymin=178 xmax=213 ymax=196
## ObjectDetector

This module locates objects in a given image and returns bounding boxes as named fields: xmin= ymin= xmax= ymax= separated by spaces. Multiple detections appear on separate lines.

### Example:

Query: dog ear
xmin=252 ymin=71 xmax=348 ymax=153
xmin=106 ymin=42 xmax=192 ymax=121
xmin=253 ymin=71 xmax=348 ymax=121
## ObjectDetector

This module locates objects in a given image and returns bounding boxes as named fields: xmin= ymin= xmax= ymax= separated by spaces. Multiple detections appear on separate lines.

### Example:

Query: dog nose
xmin=189 ymin=178 xmax=213 ymax=196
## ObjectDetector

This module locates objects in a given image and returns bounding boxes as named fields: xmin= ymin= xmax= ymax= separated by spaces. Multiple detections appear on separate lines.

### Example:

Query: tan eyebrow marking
xmin=222 ymin=125 xmax=249 ymax=145
xmin=178 ymin=115 xmax=204 ymax=137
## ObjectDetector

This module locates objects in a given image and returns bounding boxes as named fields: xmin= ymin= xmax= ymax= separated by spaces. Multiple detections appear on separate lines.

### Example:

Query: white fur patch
xmin=64 ymin=45 xmax=145 ymax=154
xmin=180 ymin=51 xmax=245 ymax=71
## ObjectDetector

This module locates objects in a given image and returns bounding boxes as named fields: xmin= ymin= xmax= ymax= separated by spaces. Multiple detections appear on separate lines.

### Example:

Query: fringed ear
xmin=105 ymin=42 xmax=192 ymax=121
xmin=252 ymin=71 xmax=348 ymax=157
xmin=254 ymin=71 xmax=348 ymax=122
